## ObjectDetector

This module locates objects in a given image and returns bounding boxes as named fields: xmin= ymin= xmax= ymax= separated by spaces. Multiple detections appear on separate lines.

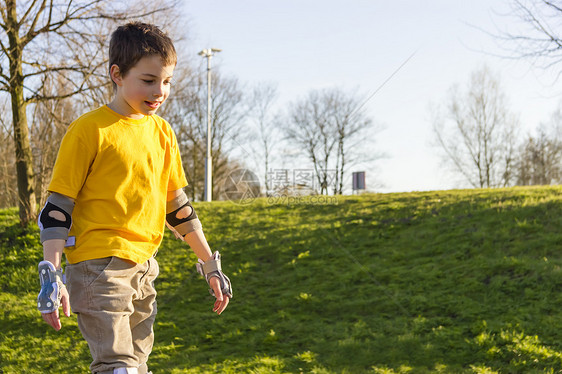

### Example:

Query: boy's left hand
xmin=209 ymin=276 xmax=230 ymax=315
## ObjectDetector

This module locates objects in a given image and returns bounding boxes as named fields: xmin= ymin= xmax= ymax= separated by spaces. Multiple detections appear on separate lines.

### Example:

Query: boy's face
xmin=110 ymin=55 xmax=175 ymax=119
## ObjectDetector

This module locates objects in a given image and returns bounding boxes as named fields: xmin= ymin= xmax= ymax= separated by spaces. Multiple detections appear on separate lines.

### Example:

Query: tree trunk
xmin=264 ymin=142 xmax=270 ymax=197
xmin=11 ymin=86 xmax=36 ymax=225
xmin=7 ymin=1 xmax=37 ymax=225
xmin=338 ymin=140 xmax=345 ymax=195
xmin=333 ymin=147 xmax=340 ymax=195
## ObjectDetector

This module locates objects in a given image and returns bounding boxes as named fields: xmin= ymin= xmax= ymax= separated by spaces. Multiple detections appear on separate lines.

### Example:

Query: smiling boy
xmin=36 ymin=22 xmax=232 ymax=374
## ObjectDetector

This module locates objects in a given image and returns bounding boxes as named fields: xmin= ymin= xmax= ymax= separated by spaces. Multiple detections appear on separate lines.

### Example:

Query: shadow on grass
xmin=3 ymin=188 xmax=562 ymax=372
xmin=153 ymin=191 xmax=562 ymax=372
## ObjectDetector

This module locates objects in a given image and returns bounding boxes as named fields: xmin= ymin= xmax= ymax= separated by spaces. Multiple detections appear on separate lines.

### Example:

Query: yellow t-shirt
xmin=48 ymin=105 xmax=188 ymax=264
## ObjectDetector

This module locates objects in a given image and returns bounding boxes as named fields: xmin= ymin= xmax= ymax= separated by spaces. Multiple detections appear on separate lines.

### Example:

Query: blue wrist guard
xmin=37 ymin=261 xmax=65 ymax=313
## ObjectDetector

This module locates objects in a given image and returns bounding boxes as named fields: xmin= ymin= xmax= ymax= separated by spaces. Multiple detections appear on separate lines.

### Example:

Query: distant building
xmin=352 ymin=172 xmax=366 ymax=194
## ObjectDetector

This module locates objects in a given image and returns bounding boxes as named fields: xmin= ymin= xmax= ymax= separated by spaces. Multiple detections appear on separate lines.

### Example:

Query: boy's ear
xmin=109 ymin=64 xmax=123 ymax=86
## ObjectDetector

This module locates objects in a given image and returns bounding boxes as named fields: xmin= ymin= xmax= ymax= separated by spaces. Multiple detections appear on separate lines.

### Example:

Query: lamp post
xmin=198 ymin=48 xmax=221 ymax=202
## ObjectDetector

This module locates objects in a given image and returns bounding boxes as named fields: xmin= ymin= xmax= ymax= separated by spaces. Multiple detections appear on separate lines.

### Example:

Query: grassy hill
xmin=2 ymin=186 xmax=562 ymax=373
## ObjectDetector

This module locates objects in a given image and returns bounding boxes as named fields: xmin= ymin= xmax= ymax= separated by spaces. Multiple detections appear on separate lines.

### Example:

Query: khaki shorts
xmin=66 ymin=256 xmax=159 ymax=374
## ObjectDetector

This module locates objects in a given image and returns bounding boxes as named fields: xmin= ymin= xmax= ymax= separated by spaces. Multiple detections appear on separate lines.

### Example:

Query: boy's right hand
xmin=41 ymin=286 xmax=70 ymax=331
xmin=37 ymin=260 xmax=71 ymax=331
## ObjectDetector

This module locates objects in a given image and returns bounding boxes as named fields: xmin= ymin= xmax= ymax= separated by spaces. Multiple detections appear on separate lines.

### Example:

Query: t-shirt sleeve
xmin=48 ymin=128 xmax=96 ymax=199
xmin=167 ymin=130 xmax=188 ymax=191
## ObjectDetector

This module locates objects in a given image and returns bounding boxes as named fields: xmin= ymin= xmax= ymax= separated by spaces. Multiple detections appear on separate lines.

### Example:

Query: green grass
xmin=2 ymin=186 xmax=562 ymax=373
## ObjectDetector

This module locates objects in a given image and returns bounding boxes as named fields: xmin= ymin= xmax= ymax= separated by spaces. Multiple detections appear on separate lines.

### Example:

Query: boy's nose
xmin=153 ymin=84 xmax=166 ymax=97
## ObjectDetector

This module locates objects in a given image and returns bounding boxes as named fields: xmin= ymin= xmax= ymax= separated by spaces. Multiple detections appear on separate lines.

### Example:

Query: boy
xmin=36 ymin=22 xmax=232 ymax=374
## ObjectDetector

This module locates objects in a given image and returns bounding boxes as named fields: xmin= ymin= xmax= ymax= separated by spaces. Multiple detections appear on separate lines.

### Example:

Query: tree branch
xmin=24 ymin=0 xmax=48 ymax=44
xmin=0 ymin=1 xmax=9 ymax=31
xmin=24 ymin=79 xmax=108 ymax=104
xmin=22 ymin=64 xmax=87 ymax=79
xmin=18 ymin=0 xmax=42 ymax=29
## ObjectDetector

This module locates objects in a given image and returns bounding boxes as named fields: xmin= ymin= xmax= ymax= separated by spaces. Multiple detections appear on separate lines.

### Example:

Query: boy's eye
xmin=142 ymin=79 xmax=154 ymax=84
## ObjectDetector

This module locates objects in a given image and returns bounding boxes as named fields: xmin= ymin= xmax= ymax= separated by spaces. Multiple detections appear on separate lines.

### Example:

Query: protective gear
xmin=37 ymin=260 xmax=65 ymax=313
xmin=196 ymin=251 xmax=233 ymax=298
xmin=38 ymin=193 xmax=74 ymax=243
xmin=166 ymin=191 xmax=202 ymax=237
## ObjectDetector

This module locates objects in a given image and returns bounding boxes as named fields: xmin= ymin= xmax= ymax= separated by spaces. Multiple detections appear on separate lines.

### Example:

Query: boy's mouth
xmin=145 ymin=101 xmax=162 ymax=109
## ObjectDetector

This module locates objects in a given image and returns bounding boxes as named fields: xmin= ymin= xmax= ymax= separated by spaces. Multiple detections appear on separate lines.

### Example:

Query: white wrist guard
xmin=196 ymin=251 xmax=233 ymax=298
xmin=37 ymin=260 xmax=65 ymax=313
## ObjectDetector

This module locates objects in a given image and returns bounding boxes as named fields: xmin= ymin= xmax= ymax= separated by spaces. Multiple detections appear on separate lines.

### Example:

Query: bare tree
xmin=0 ymin=97 xmax=16 ymax=208
xmin=516 ymin=110 xmax=562 ymax=185
xmin=0 ymin=0 xmax=177 ymax=225
xmin=433 ymin=66 xmax=519 ymax=188
xmin=285 ymin=87 xmax=374 ymax=195
xmin=492 ymin=0 xmax=562 ymax=71
xmin=286 ymin=90 xmax=334 ymax=195
xmin=247 ymin=82 xmax=279 ymax=196
xmin=517 ymin=130 xmax=562 ymax=185
xmin=327 ymin=89 xmax=373 ymax=195
xmin=30 ymin=75 xmax=79 ymax=206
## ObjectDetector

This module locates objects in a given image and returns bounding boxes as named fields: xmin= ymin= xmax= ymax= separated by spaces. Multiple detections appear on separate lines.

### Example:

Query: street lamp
xmin=198 ymin=48 xmax=221 ymax=202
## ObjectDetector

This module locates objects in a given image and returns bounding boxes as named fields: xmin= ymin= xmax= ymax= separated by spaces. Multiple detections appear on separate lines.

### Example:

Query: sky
xmin=181 ymin=0 xmax=562 ymax=193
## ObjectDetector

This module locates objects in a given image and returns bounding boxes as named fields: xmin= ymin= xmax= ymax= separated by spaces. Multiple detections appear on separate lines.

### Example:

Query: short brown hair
xmin=109 ymin=22 xmax=177 ymax=86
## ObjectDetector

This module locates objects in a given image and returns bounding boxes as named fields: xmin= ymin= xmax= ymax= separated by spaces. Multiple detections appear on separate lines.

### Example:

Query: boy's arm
xmin=183 ymin=229 xmax=212 ymax=262
xmin=166 ymin=189 xmax=231 ymax=315
xmin=43 ymin=239 xmax=66 ymax=269
xmin=38 ymin=193 xmax=74 ymax=331
xmin=184 ymin=229 xmax=230 ymax=315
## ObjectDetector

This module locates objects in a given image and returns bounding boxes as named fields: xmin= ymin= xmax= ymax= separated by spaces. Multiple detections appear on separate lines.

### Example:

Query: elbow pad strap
xmin=166 ymin=192 xmax=202 ymax=237
xmin=38 ymin=193 xmax=74 ymax=243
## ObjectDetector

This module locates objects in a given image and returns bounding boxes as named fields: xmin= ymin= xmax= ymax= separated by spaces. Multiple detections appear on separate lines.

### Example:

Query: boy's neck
xmin=107 ymin=100 xmax=147 ymax=120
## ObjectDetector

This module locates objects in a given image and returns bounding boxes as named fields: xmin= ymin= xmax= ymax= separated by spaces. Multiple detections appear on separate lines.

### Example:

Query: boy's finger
xmin=209 ymin=277 xmax=230 ymax=314
xmin=50 ymin=311 xmax=61 ymax=330
xmin=42 ymin=310 xmax=61 ymax=331
xmin=61 ymin=286 xmax=71 ymax=317
xmin=62 ymin=293 xmax=71 ymax=317
xmin=214 ymin=296 xmax=229 ymax=315
xmin=213 ymin=297 xmax=221 ymax=313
